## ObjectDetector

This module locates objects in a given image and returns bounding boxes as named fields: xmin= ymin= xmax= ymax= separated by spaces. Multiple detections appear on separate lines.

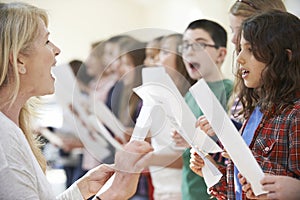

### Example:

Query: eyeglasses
xmin=178 ymin=42 xmax=219 ymax=53
xmin=236 ymin=0 xmax=258 ymax=10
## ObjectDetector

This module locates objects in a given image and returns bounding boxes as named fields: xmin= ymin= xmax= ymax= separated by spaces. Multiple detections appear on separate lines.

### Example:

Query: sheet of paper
xmin=133 ymin=67 xmax=224 ymax=188
xmin=139 ymin=67 xmax=223 ymax=154
xmin=92 ymin=100 xmax=126 ymax=143
xmin=89 ymin=115 xmax=123 ymax=151
xmin=134 ymin=85 xmax=222 ymax=187
xmin=53 ymin=64 xmax=114 ymax=160
xmin=95 ymin=104 xmax=154 ymax=196
xmin=53 ymin=86 xmax=112 ymax=161
xmin=130 ymin=105 xmax=153 ymax=141
xmin=74 ymin=112 xmax=111 ymax=161
xmin=142 ymin=67 xmax=186 ymax=151
xmin=189 ymin=79 xmax=266 ymax=195
xmin=147 ymin=103 xmax=183 ymax=153
xmin=52 ymin=64 xmax=77 ymax=107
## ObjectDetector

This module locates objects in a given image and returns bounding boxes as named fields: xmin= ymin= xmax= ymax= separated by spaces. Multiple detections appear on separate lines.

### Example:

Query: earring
xmin=19 ymin=67 xmax=26 ymax=74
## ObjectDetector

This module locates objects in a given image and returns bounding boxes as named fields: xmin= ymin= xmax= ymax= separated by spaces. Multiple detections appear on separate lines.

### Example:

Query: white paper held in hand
xmin=135 ymin=84 xmax=222 ymax=187
xmin=134 ymin=67 xmax=224 ymax=188
xmin=88 ymin=115 xmax=123 ymax=151
xmin=189 ymin=79 xmax=266 ymax=196
xmin=94 ymin=104 xmax=155 ymax=196
xmin=92 ymin=100 xmax=126 ymax=143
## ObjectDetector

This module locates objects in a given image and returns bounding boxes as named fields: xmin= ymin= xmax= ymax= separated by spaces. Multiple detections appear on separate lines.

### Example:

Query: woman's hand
xmin=101 ymin=140 xmax=154 ymax=200
xmin=114 ymin=140 xmax=153 ymax=173
xmin=76 ymin=164 xmax=115 ymax=199
xmin=77 ymin=140 xmax=153 ymax=200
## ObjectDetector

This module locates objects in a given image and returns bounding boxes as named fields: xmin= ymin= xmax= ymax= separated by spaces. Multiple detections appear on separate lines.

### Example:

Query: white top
xmin=149 ymin=120 xmax=182 ymax=196
xmin=0 ymin=112 xmax=83 ymax=200
xmin=149 ymin=166 xmax=182 ymax=195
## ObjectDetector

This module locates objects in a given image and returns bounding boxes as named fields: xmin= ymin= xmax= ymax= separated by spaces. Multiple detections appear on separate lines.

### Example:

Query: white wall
xmin=3 ymin=0 xmax=299 ymax=80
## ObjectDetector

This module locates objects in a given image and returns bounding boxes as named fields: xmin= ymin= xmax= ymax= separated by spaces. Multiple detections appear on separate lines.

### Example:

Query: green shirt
xmin=182 ymin=79 xmax=233 ymax=200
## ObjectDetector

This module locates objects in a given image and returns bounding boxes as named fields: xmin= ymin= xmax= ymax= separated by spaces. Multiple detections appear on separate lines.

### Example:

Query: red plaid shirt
xmin=209 ymin=99 xmax=300 ymax=200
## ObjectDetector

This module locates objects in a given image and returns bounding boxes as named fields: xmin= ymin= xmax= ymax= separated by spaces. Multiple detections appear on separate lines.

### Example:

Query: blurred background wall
xmin=3 ymin=0 xmax=300 ymax=80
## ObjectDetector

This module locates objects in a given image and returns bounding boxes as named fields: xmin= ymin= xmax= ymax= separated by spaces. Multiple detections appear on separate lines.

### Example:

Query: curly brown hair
xmin=235 ymin=10 xmax=300 ymax=118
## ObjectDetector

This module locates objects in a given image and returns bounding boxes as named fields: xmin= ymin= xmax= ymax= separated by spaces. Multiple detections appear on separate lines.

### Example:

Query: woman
xmin=0 ymin=2 xmax=153 ymax=200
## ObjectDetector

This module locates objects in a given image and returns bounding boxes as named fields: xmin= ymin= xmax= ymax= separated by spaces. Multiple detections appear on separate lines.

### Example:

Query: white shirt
xmin=149 ymin=117 xmax=182 ymax=197
xmin=0 ymin=112 xmax=83 ymax=200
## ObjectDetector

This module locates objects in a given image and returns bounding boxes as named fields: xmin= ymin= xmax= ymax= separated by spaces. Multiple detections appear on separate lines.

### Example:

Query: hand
xmin=189 ymin=148 xmax=205 ymax=177
xmin=76 ymin=164 xmax=115 ymax=199
xmin=195 ymin=115 xmax=216 ymax=137
xmin=114 ymin=140 xmax=153 ymax=173
xmin=238 ymin=173 xmax=268 ymax=199
xmin=261 ymin=175 xmax=300 ymax=200
xmin=171 ymin=130 xmax=190 ymax=148
xmin=100 ymin=140 xmax=154 ymax=200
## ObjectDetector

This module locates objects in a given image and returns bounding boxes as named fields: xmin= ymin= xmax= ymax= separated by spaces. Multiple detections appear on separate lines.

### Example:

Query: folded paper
xmin=189 ymin=79 xmax=266 ymax=196
xmin=134 ymin=67 xmax=223 ymax=188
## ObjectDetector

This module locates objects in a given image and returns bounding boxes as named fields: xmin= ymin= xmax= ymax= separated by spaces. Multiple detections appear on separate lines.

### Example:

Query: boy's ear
xmin=216 ymin=47 xmax=227 ymax=65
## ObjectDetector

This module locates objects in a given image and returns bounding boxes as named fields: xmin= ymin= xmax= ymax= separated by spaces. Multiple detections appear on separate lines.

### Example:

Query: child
xmin=195 ymin=0 xmax=287 ymax=155
xmin=158 ymin=33 xmax=195 ymax=95
xmin=228 ymin=0 xmax=286 ymax=122
xmin=144 ymin=36 xmax=163 ymax=67
xmin=173 ymin=19 xmax=233 ymax=200
xmin=147 ymin=33 xmax=195 ymax=200
xmin=190 ymin=10 xmax=300 ymax=200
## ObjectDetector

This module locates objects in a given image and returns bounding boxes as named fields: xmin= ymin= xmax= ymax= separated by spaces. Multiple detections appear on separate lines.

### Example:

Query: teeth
xmin=242 ymin=70 xmax=249 ymax=75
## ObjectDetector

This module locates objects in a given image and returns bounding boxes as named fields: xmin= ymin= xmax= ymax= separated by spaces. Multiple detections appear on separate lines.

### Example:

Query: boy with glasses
xmin=172 ymin=19 xmax=233 ymax=200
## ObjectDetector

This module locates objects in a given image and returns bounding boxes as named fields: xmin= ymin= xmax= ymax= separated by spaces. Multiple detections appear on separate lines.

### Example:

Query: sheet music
xmin=91 ymin=100 xmax=126 ymax=143
xmin=95 ymin=104 xmax=154 ymax=196
xmin=52 ymin=63 xmax=116 ymax=161
xmin=89 ymin=115 xmax=123 ymax=151
xmin=132 ymin=67 xmax=223 ymax=188
xmin=134 ymin=84 xmax=222 ymax=187
xmin=52 ymin=64 xmax=76 ymax=107
xmin=189 ymin=79 xmax=266 ymax=196
xmin=141 ymin=67 xmax=223 ymax=154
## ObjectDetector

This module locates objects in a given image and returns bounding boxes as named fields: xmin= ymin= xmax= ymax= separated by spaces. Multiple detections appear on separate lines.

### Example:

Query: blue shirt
xmin=234 ymin=106 xmax=263 ymax=200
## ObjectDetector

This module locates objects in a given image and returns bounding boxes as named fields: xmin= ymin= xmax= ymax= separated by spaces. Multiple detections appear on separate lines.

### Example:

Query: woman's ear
xmin=9 ymin=53 xmax=27 ymax=74
xmin=216 ymin=47 xmax=227 ymax=65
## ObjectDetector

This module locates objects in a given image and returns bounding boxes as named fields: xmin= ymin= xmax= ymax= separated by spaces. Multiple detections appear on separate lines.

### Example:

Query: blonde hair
xmin=0 ymin=2 xmax=49 ymax=172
